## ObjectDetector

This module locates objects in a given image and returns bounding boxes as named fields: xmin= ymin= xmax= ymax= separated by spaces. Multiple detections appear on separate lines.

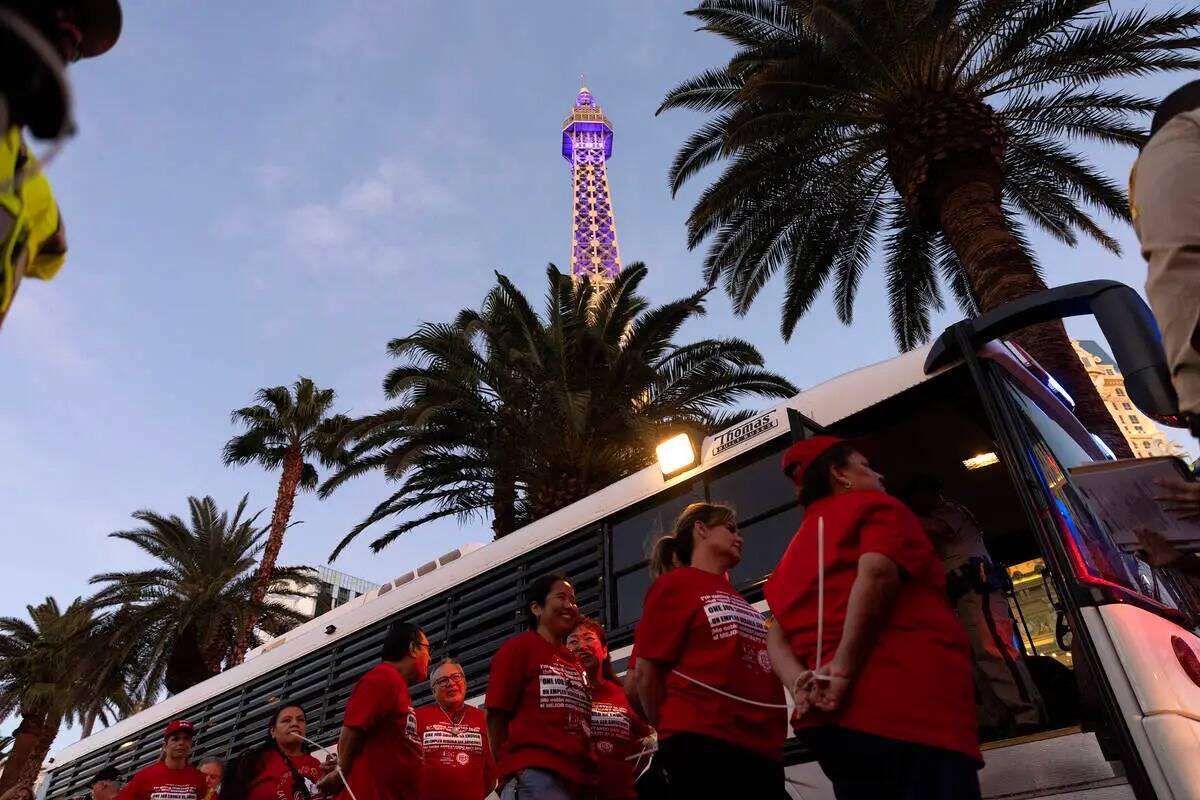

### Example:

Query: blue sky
xmin=1 ymin=0 xmax=1194 ymax=682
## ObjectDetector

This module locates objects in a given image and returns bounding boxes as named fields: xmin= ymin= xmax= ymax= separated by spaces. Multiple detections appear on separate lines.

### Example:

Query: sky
xmin=1 ymin=0 xmax=1195 ymax=716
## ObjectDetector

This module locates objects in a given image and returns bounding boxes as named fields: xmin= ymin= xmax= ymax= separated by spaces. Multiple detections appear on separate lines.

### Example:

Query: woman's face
xmin=833 ymin=450 xmax=885 ymax=493
xmin=533 ymin=580 xmax=579 ymax=637
xmin=270 ymin=706 xmax=307 ymax=746
xmin=566 ymin=625 xmax=607 ymax=674
xmin=697 ymin=515 xmax=743 ymax=567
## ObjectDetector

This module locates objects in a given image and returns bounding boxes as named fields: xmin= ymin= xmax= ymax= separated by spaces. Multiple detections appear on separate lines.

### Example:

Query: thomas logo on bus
xmin=709 ymin=411 xmax=779 ymax=458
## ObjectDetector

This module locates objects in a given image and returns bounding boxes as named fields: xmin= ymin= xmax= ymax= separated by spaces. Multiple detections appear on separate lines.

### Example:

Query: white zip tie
xmin=671 ymin=669 xmax=792 ymax=709
xmin=296 ymin=734 xmax=359 ymax=800
xmin=815 ymin=515 xmax=826 ymax=677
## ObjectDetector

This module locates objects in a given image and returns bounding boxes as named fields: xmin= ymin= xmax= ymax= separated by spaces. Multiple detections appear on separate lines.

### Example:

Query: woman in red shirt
xmin=632 ymin=502 xmax=788 ymax=799
xmin=485 ymin=572 xmax=595 ymax=800
xmin=566 ymin=617 xmax=652 ymax=800
xmin=764 ymin=436 xmax=981 ymax=800
xmin=220 ymin=703 xmax=333 ymax=800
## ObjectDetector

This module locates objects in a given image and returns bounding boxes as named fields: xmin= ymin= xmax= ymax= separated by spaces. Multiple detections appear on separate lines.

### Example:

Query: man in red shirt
xmin=319 ymin=623 xmax=431 ymax=800
xmin=116 ymin=721 xmax=209 ymax=800
xmin=414 ymin=659 xmax=495 ymax=800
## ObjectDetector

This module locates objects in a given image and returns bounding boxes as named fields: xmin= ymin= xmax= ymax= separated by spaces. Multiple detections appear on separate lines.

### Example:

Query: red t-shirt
xmin=589 ymin=679 xmax=652 ymax=800
xmin=245 ymin=750 xmax=325 ymax=800
xmin=484 ymin=631 xmax=595 ymax=787
xmin=764 ymin=490 xmax=981 ymax=762
xmin=413 ymin=704 xmax=494 ymax=800
xmin=341 ymin=662 xmax=424 ymax=800
xmin=633 ymin=567 xmax=787 ymax=761
xmin=117 ymin=762 xmax=208 ymax=800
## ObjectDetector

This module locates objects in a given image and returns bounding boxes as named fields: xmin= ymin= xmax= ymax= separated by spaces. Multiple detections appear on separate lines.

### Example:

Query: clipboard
xmin=1069 ymin=456 xmax=1200 ymax=553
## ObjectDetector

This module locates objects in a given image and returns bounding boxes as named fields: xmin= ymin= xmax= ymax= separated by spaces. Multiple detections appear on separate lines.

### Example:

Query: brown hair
xmin=571 ymin=615 xmax=619 ymax=683
xmin=797 ymin=443 xmax=857 ymax=506
xmin=649 ymin=502 xmax=736 ymax=577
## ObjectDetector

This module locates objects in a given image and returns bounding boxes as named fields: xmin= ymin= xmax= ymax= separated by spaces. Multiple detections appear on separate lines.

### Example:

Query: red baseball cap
xmin=162 ymin=720 xmax=195 ymax=739
xmin=780 ymin=436 xmax=846 ymax=482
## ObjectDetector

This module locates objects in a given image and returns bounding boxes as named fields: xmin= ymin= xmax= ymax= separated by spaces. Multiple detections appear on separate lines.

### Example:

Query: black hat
xmin=67 ymin=0 xmax=122 ymax=58
xmin=1150 ymin=80 xmax=1200 ymax=139
xmin=92 ymin=766 xmax=121 ymax=785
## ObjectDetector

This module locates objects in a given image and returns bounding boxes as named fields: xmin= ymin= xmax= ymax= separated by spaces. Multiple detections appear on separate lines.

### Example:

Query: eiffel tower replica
xmin=562 ymin=81 xmax=623 ymax=285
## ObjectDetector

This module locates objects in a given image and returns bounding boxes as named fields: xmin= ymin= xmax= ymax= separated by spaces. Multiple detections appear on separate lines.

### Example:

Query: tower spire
xmin=562 ymin=81 xmax=622 ymax=284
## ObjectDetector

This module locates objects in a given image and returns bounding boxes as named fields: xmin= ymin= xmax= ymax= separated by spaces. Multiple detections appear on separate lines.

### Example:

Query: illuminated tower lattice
xmin=562 ymin=83 xmax=623 ymax=283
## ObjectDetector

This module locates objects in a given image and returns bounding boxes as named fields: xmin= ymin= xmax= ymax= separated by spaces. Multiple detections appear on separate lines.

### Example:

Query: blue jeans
xmin=499 ymin=768 xmax=583 ymax=800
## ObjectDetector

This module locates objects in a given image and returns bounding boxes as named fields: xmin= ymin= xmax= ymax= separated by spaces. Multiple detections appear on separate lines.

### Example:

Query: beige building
xmin=1073 ymin=339 xmax=1188 ymax=458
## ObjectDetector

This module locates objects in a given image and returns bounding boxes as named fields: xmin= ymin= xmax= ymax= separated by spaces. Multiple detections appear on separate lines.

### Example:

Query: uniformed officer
xmin=0 ymin=0 xmax=122 ymax=332
xmin=1130 ymin=80 xmax=1200 ymax=438
xmin=904 ymin=474 xmax=1044 ymax=736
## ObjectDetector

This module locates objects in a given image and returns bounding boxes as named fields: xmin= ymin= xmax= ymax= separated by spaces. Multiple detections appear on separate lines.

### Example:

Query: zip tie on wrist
xmin=297 ymin=735 xmax=359 ymax=800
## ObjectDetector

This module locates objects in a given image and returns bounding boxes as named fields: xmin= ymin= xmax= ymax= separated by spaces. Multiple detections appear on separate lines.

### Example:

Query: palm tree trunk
xmin=79 ymin=710 xmax=98 ymax=740
xmin=938 ymin=177 xmax=1133 ymax=458
xmin=0 ymin=712 xmax=49 ymax=796
xmin=230 ymin=446 xmax=303 ymax=665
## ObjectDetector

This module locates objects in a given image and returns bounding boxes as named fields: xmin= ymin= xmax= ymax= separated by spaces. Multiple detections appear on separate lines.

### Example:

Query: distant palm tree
xmin=223 ymin=379 xmax=348 ymax=664
xmin=0 ymin=598 xmax=113 ymax=795
xmin=90 ymin=495 xmax=315 ymax=693
xmin=660 ymin=0 xmax=1200 ymax=457
xmin=320 ymin=263 xmax=797 ymax=556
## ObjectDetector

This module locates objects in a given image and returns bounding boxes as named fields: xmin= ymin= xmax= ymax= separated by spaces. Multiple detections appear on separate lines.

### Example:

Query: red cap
xmin=780 ymin=436 xmax=845 ymax=482
xmin=163 ymin=720 xmax=195 ymax=739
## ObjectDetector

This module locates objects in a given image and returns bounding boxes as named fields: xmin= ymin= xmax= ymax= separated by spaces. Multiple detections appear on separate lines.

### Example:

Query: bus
xmin=41 ymin=279 xmax=1200 ymax=800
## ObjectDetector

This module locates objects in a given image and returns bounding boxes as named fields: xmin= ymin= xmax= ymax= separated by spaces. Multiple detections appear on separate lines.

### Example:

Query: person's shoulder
xmin=854 ymin=490 xmax=917 ymax=517
xmin=413 ymin=704 xmax=441 ymax=723
xmin=463 ymin=704 xmax=487 ymax=726
xmin=651 ymin=566 xmax=704 ymax=592
xmin=498 ymin=629 xmax=538 ymax=656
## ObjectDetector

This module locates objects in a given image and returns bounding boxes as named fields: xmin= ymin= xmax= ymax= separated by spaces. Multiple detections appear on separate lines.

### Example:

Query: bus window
xmin=610 ymin=480 xmax=704 ymax=572
xmin=706 ymin=439 xmax=801 ymax=592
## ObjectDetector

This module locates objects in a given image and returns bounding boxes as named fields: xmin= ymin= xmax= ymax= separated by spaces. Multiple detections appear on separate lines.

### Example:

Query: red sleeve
xmin=484 ymin=634 xmax=528 ymax=712
xmin=859 ymin=497 xmax=933 ymax=577
xmin=633 ymin=573 xmax=693 ymax=666
xmin=344 ymin=668 xmax=391 ymax=730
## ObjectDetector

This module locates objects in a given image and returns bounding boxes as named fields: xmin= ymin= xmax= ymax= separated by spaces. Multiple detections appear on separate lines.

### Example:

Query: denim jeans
xmin=499 ymin=768 xmax=582 ymax=800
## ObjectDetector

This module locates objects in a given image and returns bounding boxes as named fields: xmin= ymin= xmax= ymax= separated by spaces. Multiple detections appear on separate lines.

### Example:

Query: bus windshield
xmin=1002 ymin=373 xmax=1200 ymax=620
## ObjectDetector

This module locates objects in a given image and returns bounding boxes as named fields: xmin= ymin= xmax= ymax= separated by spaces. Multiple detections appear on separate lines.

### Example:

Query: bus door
xmin=927 ymin=280 xmax=1200 ymax=800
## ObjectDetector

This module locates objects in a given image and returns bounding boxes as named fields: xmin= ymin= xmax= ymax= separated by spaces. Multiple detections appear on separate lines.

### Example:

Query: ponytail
xmin=649 ymin=502 xmax=735 ymax=577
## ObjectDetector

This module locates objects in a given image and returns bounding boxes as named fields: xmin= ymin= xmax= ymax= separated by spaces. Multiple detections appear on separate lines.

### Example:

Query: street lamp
xmin=656 ymin=433 xmax=697 ymax=477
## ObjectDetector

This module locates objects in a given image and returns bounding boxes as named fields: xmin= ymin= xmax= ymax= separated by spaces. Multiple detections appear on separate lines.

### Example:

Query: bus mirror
xmin=924 ymin=280 xmax=1183 ymax=427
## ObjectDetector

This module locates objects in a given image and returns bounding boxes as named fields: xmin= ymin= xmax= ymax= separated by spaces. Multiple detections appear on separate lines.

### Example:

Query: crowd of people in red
xmin=91 ymin=435 xmax=985 ymax=800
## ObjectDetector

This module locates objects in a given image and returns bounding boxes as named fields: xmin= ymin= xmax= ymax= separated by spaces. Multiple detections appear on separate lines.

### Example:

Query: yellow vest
xmin=1 ymin=126 xmax=67 ymax=315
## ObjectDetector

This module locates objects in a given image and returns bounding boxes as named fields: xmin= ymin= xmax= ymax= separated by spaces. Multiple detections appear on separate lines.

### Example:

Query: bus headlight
xmin=657 ymin=433 xmax=697 ymax=477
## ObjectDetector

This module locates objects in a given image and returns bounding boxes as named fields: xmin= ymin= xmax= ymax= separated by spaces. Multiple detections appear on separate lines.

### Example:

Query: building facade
xmin=563 ymin=83 xmax=622 ymax=284
xmin=275 ymin=565 xmax=379 ymax=620
xmin=1073 ymin=339 xmax=1188 ymax=458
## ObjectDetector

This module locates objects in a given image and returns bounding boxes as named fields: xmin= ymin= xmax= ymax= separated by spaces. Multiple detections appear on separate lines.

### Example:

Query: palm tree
xmin=320 ymin=262 xmax=798 ymax=557
xmin=660 ymin=0 xmax=1200 ymax=457
xmin=222 ymin=379 xmax=348 ymax=665
xmin=0 ymin=598 xmax=112 ymax=795
xmin=90 ymin=495 xmax=315 ymax=694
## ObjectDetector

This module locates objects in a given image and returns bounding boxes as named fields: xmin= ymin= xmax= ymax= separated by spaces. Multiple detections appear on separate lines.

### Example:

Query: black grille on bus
xmin=44 ymin=527 xmax=605 ymax=800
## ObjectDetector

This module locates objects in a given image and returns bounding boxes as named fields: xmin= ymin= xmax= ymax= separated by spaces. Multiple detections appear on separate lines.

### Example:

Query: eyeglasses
xmin=432 ymin=674 xmax=466 ymax=689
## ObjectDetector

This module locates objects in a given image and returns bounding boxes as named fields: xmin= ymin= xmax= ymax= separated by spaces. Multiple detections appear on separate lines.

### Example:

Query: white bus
xmin=43 ymin=280 xmax=1200 ymax=800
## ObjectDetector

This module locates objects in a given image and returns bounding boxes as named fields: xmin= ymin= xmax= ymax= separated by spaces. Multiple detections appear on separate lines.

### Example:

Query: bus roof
xmin=51 ymin=342 xmax=961 ymax=766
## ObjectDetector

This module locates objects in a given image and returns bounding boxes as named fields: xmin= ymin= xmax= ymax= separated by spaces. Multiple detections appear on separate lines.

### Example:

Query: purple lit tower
xmin=562 ymin=82 xmax=623 ymax=284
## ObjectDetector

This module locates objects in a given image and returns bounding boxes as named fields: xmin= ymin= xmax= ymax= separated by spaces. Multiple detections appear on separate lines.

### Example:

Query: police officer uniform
xmin=920 ymin=500 xmax=1044 ymax=733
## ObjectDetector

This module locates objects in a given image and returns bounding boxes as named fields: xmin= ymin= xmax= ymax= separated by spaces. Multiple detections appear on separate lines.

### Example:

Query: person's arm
xmin=633 ymin=658 xmax=667 ymax=727
xmin=1136 ymin=527 xmax=1200 ymax=575
xmin=622 ymin=668 xmax=648 ymax=720
xmin=813 ymin=552 xmax=900 ymax=712
xmin=485 ymin=709 xmax=510 ymax=763
xmin=315 ymin=727 xmax=363 ymax=794
xmin=767 ymin=622 xmax=810 ymax=705
xmin=1155 ymin=477 xmax=1200 ymax=520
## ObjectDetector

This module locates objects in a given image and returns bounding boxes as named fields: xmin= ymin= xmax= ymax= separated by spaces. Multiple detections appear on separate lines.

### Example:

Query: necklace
xmin=438 ymin=703 xmax=466 ymax=727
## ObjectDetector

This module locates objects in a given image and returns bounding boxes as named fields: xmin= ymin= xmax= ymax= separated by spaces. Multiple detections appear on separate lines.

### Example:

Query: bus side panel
xmin=1144 ymin=716 xmax=1200 ymax=800
xmin=1084 ymin=607 xmax=1175 ymax=800
xmin=1098 ymin=604 xmax=1200 ymax=718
